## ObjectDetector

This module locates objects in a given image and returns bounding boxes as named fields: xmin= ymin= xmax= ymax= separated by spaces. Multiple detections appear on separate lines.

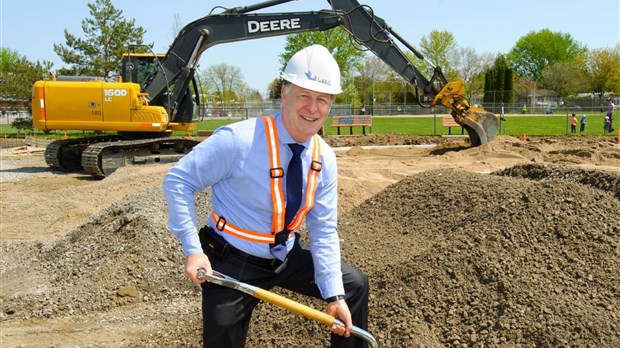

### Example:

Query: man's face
xmin=281 ymin=83 xmax=333 ymax=143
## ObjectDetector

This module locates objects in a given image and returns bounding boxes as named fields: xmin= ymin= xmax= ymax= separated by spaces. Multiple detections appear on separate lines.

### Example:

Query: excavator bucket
xmin=457 ymin=106 xmax=499 ymax=146
xmin=432 ymin=80 xmax=499 ymax=146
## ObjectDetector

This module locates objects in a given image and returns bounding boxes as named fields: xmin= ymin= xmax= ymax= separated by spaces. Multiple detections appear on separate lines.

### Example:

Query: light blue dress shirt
xmin=162 ymin=113 xmax=344 ymax=298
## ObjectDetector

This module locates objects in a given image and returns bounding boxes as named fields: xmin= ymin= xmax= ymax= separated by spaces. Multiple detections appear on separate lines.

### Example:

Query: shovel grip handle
xmin=253 ymin=288 xmax=335 ymax=327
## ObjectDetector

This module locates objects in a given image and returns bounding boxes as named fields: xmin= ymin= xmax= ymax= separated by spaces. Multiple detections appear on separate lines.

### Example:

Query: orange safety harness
xmin=210 ymin=115 xmax=322 ymax=244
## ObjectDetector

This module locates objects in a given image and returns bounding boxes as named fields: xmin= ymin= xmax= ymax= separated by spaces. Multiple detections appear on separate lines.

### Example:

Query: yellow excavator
xmin=32 ymin=52 xmax=200 ymax=176
xmin=32 ymin=0 xmax=498 ymax=177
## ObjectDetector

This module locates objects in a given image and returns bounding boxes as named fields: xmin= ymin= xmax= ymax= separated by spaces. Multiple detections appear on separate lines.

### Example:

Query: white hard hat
xmin=281 ymin=44 xmax=342 ymax=95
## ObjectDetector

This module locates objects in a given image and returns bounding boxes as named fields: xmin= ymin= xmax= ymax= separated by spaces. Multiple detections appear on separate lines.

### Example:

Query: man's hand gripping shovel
xmin=197 ymin=268 xmax=380 ymax=348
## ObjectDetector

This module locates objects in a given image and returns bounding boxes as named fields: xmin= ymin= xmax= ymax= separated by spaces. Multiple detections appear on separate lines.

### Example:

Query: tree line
xmin=2 ymin=0 xmax=619 ymax=116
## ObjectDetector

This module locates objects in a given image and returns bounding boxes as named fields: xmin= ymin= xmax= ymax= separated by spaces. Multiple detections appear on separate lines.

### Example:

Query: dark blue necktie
xmin=285 ymin=143 xmax=304 ymax=226
xmin=270 ymin=143 xmax=304 ymax=261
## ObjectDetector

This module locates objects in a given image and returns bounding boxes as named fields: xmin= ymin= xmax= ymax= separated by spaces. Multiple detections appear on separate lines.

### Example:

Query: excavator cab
xmin=120 ymin=53 xmax=165 ymax=85
xmin=119 ymin=53 xmax=201 ymax=124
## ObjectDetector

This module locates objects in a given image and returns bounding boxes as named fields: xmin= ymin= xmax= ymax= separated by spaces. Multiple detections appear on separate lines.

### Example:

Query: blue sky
xmin=1 ymin=0 xmax=619 ymax=95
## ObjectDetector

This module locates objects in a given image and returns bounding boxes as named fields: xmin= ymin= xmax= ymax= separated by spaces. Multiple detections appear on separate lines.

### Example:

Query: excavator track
xmin=81 ymin=137 xmax=200 ymax=177
xmin=44 ymin=136 xmax=121 ymax=171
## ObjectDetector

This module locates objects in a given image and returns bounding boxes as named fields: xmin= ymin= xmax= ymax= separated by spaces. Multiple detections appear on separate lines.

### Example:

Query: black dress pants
xmin=200 ymin=232 xmax=369 ymax=348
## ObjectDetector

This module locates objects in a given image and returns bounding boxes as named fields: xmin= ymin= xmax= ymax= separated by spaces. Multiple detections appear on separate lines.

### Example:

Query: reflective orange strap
xmin=287 ymin=134 xmax=321 ymax=230
xmin=260 ymin=115 xmax=286 ymax=233
xmin=210 ymin=211 xmax=293 ymax=244
xmin=212 ymin=115 xmax=321 ymax=244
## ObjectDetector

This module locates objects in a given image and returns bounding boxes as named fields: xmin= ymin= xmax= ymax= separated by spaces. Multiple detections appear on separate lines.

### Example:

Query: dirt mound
xmin=1 ymin=188 xmax=192 ymax=319
xmin=496 ymin=162 xmax=620 ymax=200
xmin=2 ymin=160 xmax=618 ymax=347
xmin=324 ymin=134 xmax=445 ymax=148
xmin=340 ymin=165 xmax=619 ymax=347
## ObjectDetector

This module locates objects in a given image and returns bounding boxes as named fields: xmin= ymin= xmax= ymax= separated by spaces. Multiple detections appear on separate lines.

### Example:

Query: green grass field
xmin=1 ymin=113 xmax=617 ymax=139
xmin=324 ymin=114 xmax=615 ymax=137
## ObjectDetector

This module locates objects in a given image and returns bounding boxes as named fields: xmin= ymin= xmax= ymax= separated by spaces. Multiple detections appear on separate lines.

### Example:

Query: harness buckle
xmin=270 ymin=167 xmax=284 ymax=178
xmin=215 ymin=216 xmax=227 ymax=231
xmin=311 ymin=160 xmax=322 ymax=172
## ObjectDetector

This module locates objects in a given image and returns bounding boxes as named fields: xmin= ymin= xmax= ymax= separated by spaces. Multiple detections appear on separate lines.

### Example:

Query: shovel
xmin=197 ymin=268 xmax=380 ymax=348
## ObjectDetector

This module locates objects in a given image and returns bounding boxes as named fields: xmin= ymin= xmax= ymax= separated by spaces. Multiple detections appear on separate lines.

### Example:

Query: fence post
xmin=433 ymin=108 xmax=437 ymax=135
xmin=500 ymin=103 xmax=505 ymax=134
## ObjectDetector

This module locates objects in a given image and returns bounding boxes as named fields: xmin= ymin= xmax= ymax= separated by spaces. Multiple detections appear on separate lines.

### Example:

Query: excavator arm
xmin=144 ymin=0 xmax=497 ymax=145
xmin=31 ymin=0 xmax=497 ymax=178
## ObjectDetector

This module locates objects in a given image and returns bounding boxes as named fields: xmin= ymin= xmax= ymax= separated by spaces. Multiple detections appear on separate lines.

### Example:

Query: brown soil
xmin=1 ymin=135 xmax=619 ymax=347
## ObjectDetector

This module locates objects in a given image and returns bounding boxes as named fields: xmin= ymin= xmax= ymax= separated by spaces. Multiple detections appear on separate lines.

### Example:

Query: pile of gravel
xmin=2 ymin=163 xmax=619 ymax=347
xmin=1 ymin=187 xmax=193 ymax=319
xmin=338 ymin=163 xmax=619 ymax=347
xmin=496 ymin=162 xmax=620 ymax=200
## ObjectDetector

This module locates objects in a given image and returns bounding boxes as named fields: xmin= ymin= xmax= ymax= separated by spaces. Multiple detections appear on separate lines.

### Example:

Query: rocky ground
xmin=1 ymin=134 xmax=619 ymax=347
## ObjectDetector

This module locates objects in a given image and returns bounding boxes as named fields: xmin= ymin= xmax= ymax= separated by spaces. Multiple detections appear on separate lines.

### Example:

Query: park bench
xmin=330 ymin=115 xmax=372 ymax=135
xmin=197 ymin=130 xmax=213 ymax=137
xmin=442 ymin=116 xmax=464 ymax=135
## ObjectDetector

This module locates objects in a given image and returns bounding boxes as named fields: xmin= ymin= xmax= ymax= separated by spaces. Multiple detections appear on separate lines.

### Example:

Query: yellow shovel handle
xmin=253 ymin=287 xmax=335 ymax=327
xmin=200 ymin=269 xmax=380 ymax=348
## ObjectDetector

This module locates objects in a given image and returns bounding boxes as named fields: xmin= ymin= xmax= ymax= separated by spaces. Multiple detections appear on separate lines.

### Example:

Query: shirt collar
xmin=274 ymin=113 xmax=312 ymax=148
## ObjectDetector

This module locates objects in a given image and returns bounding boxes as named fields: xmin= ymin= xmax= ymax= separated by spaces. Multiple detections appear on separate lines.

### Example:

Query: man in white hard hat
xmin=163 ymin=44 xmax=369 ymax=347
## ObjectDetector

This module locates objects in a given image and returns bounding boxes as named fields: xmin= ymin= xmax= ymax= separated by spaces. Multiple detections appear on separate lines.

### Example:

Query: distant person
xmin=580 ymin=114 xmax=587 ymax=134
xmin=604 ymin=114 xmax=611 ymax=133
xmin=570 ymin=114 xmax=577 ymax=133
xmin=522 ymin=104 xmax=527 ymax=114
xmin=360 ymin=105 xmax=366 ymax=115
xmin=607 ymin=98 xmax=615 ymax=132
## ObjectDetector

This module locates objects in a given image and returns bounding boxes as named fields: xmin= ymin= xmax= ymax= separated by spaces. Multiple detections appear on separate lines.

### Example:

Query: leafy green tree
xmin=202 ymin=63 xmax=244 ymax=104
xmin=541 ymin=61 xmax=586 ymax=100
xmin=1 ymin=48 xmax=52 ymax=114
xmin=483 ymin=55 xmax=514 ymax=103
xmin=278 ymin=27 xmax=366 ymax=101
xmin=503 ymin=63 xmax=514 ymax=104
xmin=235 ymin=83 xmax=262 ymax=103
xmin=0 ymin=48 xmax=20 ymax=71
xmin=402 ymin=30 xmax=459 ymax=106
xmin=53 ymin=0 xmax=147 ymax=79
xmin=508 ymin=29 xmax=586 ymax=81
xmin=418 ymin=30 xmax=457 ymax=78
xmin=358 ymin=55 xmax=391 ymax=107
xmin=584 ymin=44 xmax=620 ymax=101
xmin=513 ymin=76 xmax=535 ymax=104
xmin=268 ymin=78 xmax=284 ymax=100
xmin=11 ymin=117 xmax=34 ymax=134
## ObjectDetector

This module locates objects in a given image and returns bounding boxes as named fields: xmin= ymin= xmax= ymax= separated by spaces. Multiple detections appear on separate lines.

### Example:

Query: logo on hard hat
xmin=304 ymin=70 xmax=331 ymax=86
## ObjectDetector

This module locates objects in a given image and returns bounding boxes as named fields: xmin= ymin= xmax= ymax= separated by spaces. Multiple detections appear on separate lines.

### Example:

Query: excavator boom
xmin=144 ymin=0 xmax=497 ymax=145
xmin=33 ymin=0 xmax=498 ymax=177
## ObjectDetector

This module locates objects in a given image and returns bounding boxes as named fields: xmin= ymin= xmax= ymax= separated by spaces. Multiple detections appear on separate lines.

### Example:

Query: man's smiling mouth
xmin=301 ymin=115 xmax=318 ymax=122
